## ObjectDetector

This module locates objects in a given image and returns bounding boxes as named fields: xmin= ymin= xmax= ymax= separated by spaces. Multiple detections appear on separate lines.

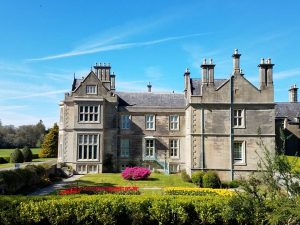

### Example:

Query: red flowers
xmin=121 ymin=167 xmax=151 ymax=180
xmin=59 ymin=186 xmax=139 ymax=195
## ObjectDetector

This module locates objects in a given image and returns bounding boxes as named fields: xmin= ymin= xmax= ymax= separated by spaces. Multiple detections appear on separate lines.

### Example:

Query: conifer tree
xmin=21 ymin=146 xmax=33 ymax=162
xmin=10 ymin=148 xmax=24 ymax=163
xmin=39 ymin=123 xmax=59 ymax=158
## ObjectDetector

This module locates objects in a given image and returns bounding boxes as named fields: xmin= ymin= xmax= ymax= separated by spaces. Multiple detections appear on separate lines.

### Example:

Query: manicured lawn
xmin=0 ymin=148 xmax=41 ymax=157
xmin=77 ymin=172 xmax=196 ymax=188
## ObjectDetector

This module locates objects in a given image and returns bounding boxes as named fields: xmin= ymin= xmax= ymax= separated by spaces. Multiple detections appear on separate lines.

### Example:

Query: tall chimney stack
xmin=184 ymin=68 xmax=190 ymax=97
xmin=258 ymin=57 xmax=274 ymax=89
xmin=289 ymin=84 xmax=298 ymax=102
xmin=232 ymin=49 xmax=241 ymax=75
xmin=147 ymin=82 xmax=152 ymax=92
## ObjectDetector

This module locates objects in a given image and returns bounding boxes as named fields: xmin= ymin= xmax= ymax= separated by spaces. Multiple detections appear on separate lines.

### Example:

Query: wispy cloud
xmin=274 ymin=68 xmax=300 ymax=80
xmin=27 ymin=33 xmax=208 ymax=61
xmin=0 ymin=105 xmax=28 ymax=111
xmin=0 ymin=89 xmax=68 ymax=100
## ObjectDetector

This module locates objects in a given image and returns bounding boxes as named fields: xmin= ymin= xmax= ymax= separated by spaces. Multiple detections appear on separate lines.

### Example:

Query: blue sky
xmin=1 ymin=0 xmax=300 ymax=128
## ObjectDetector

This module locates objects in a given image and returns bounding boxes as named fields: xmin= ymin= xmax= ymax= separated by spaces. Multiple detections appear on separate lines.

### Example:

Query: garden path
xmin=28 ymin=175 xmax=84 ymax=196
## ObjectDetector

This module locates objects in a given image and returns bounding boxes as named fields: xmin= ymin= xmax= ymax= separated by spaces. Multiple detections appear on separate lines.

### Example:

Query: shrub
xmin=202 ymin=171 xmax=221 ymax=188
xmin=21 ymin=146 xmax=33 ymax=162
xmin=164 ymin=187 xmax=234 ymax=197
xmin=0 ymin=157 xmax=9 ymax=164
xmin=121 ymin=167 xmax=151 ymax=180
xmin=32 ymin=154 xmax=39 ymax=159
xmin=181 ymin=170 xmax=192 ymax=182
xmin=10 ymin=148 xmax=24 ymax=163
xmin=39 ymin=123 xmax=58 ymax=158
xmin=191 ymin=171 xmax=205 ymax=187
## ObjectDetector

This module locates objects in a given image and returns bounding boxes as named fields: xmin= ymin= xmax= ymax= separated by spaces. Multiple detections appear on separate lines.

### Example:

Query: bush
xmin=32 ymin=154 xmax=39 ymax=159
xmin=202 ymin=171 xmax=221 ymax=188
xmin=121 ymin=167 xmax=151 ymax=180
xmin=10 ymin=148 xmax=24 ymax=163
xmin=0 ymin=157 xmax=9 ymax=164
xmin=191 ymin=171 xmax=205 ymax=187
xmin=181 ymin=170 xmax=192 ymax=182
xmin=39 ymin=123 xmax=58 ymax=158
xmin=221 ymin=180 xmax=240 ymax=188
xmin=21 ymin=146 xmax=33 ymax=162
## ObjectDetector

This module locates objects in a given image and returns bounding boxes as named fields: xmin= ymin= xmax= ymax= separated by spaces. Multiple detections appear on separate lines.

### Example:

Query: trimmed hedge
xmin=0 ymin=157 xmax=10 ymax=164
xmin=10 ymin=148 xmax=24 ymax=163
xmin=191 ymin=171 xmax=205 ymax=187
xmin=202 ymin=171 xmax=221 ymax=188
xmin=0 ymin=165 xmax=48 ymax=194
xmin=2 ymin=195 xmax=299 ymax=225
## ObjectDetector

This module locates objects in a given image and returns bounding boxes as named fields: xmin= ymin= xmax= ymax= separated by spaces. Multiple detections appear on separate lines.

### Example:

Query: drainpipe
xmin=229 ymin=75 xmax=234 ymax=180
xmin=201 ymin=108 xmax=205 ymax=170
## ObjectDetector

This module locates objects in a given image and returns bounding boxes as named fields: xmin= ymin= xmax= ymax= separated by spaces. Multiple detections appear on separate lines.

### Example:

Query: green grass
xmin=287 ymin=155 xmax=300 ymax=170
xmin=77 ymin=172 xmax=196 ymax=189
xmin=0 ymin=148 xmax=41 ymax=157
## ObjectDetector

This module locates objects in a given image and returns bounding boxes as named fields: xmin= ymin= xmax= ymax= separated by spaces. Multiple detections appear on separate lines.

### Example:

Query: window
xmin=121 ymin=115 xmax=130 ymax=129
xmin=86 ymin=85 xmax=97 ymax=94
xmin=87 ymin=165 xmax=97 ymax=173
xmin=170 ymin=115 xmax=179 ymax=130
xmin=169 ymin=164 xmax=179 ymax=173
xmin=120 ymin=139 xmax=129 ymax=157
xmin=170 ymin=139 xmax=179 ymax=158
xmin=233 ymin=109 xmax=245 ymax=128
xmin=79 ymin=105 xmax=100 ymax=122
xmin=77 ymin=165 xmax=86 ymax=173
xmin=121 ymin=164 xmax=129 ymax=171
xmin=78 ymin=134 xmax=98 ymax=160
xmin=145 ymin=139 xmax=155 ymax=158
xmin=146 ymin=114 xmax=155 ymax=130
xmin=60 ymin=108 xmax=64 ymax=123
xmin=233 ymin=141 xmax=245 ymax=164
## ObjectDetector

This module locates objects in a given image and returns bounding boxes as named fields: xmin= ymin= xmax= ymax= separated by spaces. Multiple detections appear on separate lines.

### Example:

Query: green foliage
xmin=221 ymin=180 xmax=240 ymax=188
xmin=0 ymin=165 xmax=47 ymax=194
xmin=0 ymin=157 xmax=9 ymax=164
xmin=191 ymin=171 xmax=205 ymax=187
xmin=39 ymin=123 xmax=59 ymax=158
xmin=9 ymin=148 xmax=24 ymax=163
xmin=21 ymin=146 xmax=33 ymax=162
xmin=180 ymin=170 xmax=192 ymax=183
xmin=202 ymin=171 xmax=221 ymax=188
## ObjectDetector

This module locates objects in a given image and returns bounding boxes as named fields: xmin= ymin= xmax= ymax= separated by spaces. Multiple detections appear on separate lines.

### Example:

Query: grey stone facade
xmin=58 ymin=50 xmax=296 ymax=180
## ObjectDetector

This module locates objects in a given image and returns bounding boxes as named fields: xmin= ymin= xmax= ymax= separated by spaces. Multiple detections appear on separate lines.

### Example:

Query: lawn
xmin=77 ymin=172 xmax=196 ymax=189
xmin=0 ymin=148 xmax=41 ymax=157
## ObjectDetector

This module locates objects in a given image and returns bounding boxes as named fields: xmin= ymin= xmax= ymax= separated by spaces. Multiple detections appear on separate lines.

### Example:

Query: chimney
xmin=184 ymin=68 xmax=190 ymax=96
xmin=289 ymin=84 xmax=298 ymax=102
xmin=147 ymin=82 xmax=152 ymax=92
xmin=110 ymin=72 xmax=116 ymax=91
xmin=208 ymin=58 xmax=215 ymax=85
xmin=258 ymin=57 xmax=274 ymax=89
xmin=93 ymin=62 xmax=111 ymax=81
xmin=201 ymin=58 xmax=208 ymax=84
xmin=232 ymin=49 xmax=241 ymax=75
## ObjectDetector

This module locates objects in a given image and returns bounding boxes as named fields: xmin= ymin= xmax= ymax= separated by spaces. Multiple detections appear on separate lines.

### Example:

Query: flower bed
xmin=59 ymin=186 xmax=139 ymax=195
xmin=164 ymin=187 xmax=234 ymax=196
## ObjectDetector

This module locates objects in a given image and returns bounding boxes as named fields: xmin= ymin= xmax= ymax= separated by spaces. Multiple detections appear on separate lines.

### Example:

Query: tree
xmin=21 ymin=146 xmax=33 ymax=162
xmin=10 ymin=148 xmax=24 ymax=163
xmin=39 ymin=123 xmax=59 ymax=158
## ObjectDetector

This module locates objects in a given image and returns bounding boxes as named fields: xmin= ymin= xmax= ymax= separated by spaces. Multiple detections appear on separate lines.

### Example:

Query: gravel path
xmin=28 ymin=175 xmax=84 ymax=196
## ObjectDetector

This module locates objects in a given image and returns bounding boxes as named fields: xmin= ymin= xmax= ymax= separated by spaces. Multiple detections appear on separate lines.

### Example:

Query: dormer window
xmin=86 ymin=85 xmax=97 ymax=94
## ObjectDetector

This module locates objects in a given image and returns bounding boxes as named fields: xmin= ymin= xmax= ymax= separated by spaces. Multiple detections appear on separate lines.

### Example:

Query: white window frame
xmin=233 ymin=109 xmax=245 ymax=128
xmin=145 ymin=138 xmax=155 ymax=158
xmin=120 ymin=139 xmax=130 ymax=158
xmin=87 ymin=165 xmax=98 ymax=173
xmin=169 ymin=115 xmax=179 ymax=130
xmin=77 ymin=134 xmax=99 ymax=161
xmin=145 ymin=114 xmax=155 ymax=130
xmin=170 ymin=139 xmax=180 ymax=158
xmin=121 ymin=115 xmax=130 ymax=129
xmin=86 ymin=85 xmax=97 ymax=94
xmin=79 ymin=105 xmax=100 ymax=123
xmin=233 ymin=141 xmax=246 ymax=164
xmin=169 ymin=164 xmax=179 ymax=173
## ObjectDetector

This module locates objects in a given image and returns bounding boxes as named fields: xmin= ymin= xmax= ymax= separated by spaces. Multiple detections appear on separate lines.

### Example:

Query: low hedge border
xmin=164 ymin=187 xmax=234 ymax=196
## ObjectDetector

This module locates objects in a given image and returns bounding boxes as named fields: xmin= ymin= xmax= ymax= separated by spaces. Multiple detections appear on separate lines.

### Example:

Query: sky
xmin=1 ymin=0 xmax=300 ymax=128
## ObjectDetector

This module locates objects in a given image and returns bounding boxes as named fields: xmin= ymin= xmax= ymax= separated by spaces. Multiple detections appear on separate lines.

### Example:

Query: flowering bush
xmin=59 ymin=186 xmax=139 ymax=195
xmin=121 ymin=167 xmax=151 ymax=180
xmin=164 ymin=187 xmax=234 ymax=196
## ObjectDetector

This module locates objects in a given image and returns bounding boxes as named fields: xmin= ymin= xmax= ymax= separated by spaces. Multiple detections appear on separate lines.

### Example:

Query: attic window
xmin=86 ymin=85 xmax=97 ymax=94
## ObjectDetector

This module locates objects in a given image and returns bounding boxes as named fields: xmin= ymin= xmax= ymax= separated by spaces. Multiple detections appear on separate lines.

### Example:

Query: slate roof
xmin=275 ymin=103 xmax=300 ymax=119
xmin=72 ymin=78 xmax=83 ymax=91
xmin=191 ymin=78 xmax=228 ymax=95
xmin=117 ymin=92 xmax=185 ymax=108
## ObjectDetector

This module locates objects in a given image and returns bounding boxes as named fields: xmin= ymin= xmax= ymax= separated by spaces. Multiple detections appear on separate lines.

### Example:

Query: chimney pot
xmin=260 ymin=58 xmax=264 ymax=64
xmin=147 ymin=82 xmax=152 ymax=92
xmin=209 ymin=58 xmax=213 ymax=64
xmin=185 ymin=68 xmax=189 ymax=73
xmin=234 ymin=49 xmax=238 ymax=54
xmin=203 ymin=58 xmax=206 ymax=64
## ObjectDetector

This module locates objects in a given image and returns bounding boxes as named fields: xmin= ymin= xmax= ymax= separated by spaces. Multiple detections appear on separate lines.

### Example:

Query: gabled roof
xmin=72 ymin=78 xmax=83 ymax=91
xmin=191 ymin=78 xmax=228 ymax=95
xmin=275 ymin=103 xmax=300 ymax=118
xmin=117 ymin=92 xmax=185 ymax=108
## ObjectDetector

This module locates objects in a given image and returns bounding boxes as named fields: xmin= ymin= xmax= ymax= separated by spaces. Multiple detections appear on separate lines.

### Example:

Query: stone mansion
xmin=58 ymin=49 xmax=300 ymax=180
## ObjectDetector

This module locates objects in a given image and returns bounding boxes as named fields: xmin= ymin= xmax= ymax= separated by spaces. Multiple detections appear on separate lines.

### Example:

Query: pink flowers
xmin=121 ymin=167 xmax=151 ymax=180
xmin=59 ymin=186 xmax=139 ymax=195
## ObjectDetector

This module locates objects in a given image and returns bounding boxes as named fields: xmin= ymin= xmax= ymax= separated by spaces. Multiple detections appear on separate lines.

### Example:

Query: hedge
xmin=1 ymin=194 xmax=300 ymax=224
xmin=164 ymin=187 xmax=234 ymax=197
